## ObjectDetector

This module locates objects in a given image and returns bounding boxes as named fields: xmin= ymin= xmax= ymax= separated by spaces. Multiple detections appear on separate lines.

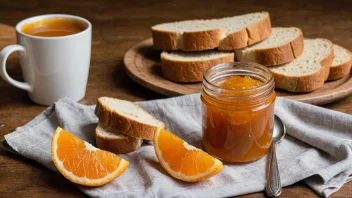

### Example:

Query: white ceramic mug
xmin=0 ymin=14 xmax=91 ymax=105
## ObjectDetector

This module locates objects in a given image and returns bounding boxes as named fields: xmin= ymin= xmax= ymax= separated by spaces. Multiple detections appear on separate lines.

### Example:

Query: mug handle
xmin=0 ymin=44 xmax=33 ymax=92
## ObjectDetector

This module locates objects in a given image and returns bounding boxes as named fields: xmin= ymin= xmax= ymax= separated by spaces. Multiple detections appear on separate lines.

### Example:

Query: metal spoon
xmin=266 ymin=115 xmax=286 ymax=197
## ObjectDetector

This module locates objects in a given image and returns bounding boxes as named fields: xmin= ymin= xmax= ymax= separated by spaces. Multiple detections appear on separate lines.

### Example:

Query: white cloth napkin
xmin=4 ymin=94 xmax=352 ymax=198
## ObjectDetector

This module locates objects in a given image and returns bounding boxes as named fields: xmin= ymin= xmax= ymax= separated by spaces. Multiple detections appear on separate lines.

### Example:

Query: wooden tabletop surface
xmin=1 ymin=0 xmax=351 ymax=197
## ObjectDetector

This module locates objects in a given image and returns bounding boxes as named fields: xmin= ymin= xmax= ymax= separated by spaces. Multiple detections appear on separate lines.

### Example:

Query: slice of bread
xmin=95 ymin=97 xmax=165 ymax=140
xmin=235 ymin=27 xmax=304 ymax=66
xmin=270 ymin=38 xmax=334 ymax=92
xmin=161 ymin=51 xmax=234 ymax=82
xmin=328 ymin=44 xmax=352 ymax=80
xmin=152 ymin=12 xmax=271 ymax=51
xmin=95 ymin=124 xmax=142 ymax=154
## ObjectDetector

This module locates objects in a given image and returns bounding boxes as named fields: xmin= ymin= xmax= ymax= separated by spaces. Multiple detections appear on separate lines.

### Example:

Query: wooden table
xmin=0 ymin=0 xmax=351 ymax=197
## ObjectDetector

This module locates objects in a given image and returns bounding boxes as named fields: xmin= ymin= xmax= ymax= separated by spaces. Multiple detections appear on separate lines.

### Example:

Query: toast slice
xmin=161 ymin=51 xmax=234 ymax=82
xmin=95 ymin=124 xmax=142 ymax=154
xmin=235 ymin=27 xmax=304 ymax=66
xmin=328 ymin=44 xmax=352 ymax=80
xmin=152 ymin=12 xmax=271 ymax=51
xmin=270 ymin=38 xmax=334 ymax=92
xmin=95 ymin=97 xmax=165 ymax=140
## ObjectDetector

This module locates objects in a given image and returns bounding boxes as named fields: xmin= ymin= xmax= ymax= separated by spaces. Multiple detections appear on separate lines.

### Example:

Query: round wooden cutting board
xmin=124 ymin=38 xmax=352 ymax=105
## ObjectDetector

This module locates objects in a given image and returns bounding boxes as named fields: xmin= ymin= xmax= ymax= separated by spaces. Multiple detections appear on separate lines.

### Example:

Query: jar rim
xmin=202 ymin=62 xmax=275 ymax=106
xmin=203 ymin=62 xmax=274 ymax=93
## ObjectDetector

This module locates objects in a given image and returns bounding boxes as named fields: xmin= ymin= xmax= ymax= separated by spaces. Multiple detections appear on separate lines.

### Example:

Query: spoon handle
xmin=266 ymin=143 xmax=282 ymax=197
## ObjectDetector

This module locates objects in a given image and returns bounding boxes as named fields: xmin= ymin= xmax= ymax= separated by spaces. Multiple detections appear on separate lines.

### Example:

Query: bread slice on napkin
xmin=328 ymin=44 xmax=352 ymax=80
xmin=235 ymin=27 xmax=304 ymax=66
xmin=270 ymin=38 xmax=334 ymax=92
xmin=95 ymin=97 xmax=165 ymax=140
xmin=95 ymin=124 xmax=142 ymax=154
xmin=152 ymin=12 xmax=271 ymax=51
xmin=161 ymin=51 xmax=234 ymax=83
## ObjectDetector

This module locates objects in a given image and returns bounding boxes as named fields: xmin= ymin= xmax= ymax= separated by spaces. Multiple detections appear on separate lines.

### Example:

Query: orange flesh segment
xmin=56 ymin=129 xmax=122 ymax=179
xmin=157 ymin=129 xmax=216 ymax=176
xmin=220 ymin=76 xmax=263 ymax=90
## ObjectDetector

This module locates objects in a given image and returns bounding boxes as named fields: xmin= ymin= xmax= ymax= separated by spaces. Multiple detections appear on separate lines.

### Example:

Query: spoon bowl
xmin=273 ymin=115 xmax=286 ymax=143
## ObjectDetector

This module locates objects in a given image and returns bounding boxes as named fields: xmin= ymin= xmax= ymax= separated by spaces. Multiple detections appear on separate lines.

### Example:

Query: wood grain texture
xmin=0 ymin=0 xmax=352 ymax=197
xmin=124 ymin=38 xmax=352 ymax=105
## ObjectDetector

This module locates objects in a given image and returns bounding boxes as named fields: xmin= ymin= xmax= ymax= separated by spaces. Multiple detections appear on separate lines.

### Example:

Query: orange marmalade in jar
xmin=201 ymin=62 xmax=276 ymax=163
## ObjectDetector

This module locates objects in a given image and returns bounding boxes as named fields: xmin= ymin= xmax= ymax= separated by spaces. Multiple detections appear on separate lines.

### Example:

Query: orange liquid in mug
xmin=21 ymin=18 xmax=86 ymax=37
xmin=202 ymin=76 xmax=275 ymax=162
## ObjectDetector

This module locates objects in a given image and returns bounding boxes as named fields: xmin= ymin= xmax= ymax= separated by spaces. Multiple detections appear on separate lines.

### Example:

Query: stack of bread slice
xmin=152 ymin=12 xmax=352 ymax=92
xmin=94 ymin=97 xmax=165 ymax=154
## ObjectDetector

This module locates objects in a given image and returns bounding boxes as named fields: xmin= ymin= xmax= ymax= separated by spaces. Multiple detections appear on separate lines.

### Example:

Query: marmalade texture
xmin=202 ymin=76 xmax=276 ymax=162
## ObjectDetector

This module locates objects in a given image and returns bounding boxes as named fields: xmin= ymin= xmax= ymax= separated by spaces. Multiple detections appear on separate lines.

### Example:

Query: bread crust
xmin=272 ymin=39 xmax=334 ymax=92
xmin=152 ymin=12 xmax=271 ymax=51
xmin=161 ymin=53 xmax=234 ymax=82
xmin=220 ymin=13 xmax=272 ymax=50
xmin=95 ymin=125 xmax=143 ymax=154
xmin=328 ymin=46 xmax=352 ymax=80
xmin=236 ymin=28 xmax=304 ymax=66
xmin=94 ymin=97 xmax=165 ymax=140
xmin=152 ymin=29 xmax=179 ymax=50
xmin=219 ymin=29 xmax=248 ymax=50
xmin=182 ymin=29 xmax=223 ymax=51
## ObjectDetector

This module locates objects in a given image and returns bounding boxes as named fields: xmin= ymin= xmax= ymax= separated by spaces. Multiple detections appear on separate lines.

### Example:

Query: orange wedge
xmin=153 ymin=128 xmax=223 ymax=182
xmin=51 ymin=127 xmax=129 ymax=186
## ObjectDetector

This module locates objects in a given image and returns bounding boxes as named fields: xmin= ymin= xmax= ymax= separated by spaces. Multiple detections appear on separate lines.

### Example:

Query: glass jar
xmin=201 ymin=62 xmax=276 ymax=163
